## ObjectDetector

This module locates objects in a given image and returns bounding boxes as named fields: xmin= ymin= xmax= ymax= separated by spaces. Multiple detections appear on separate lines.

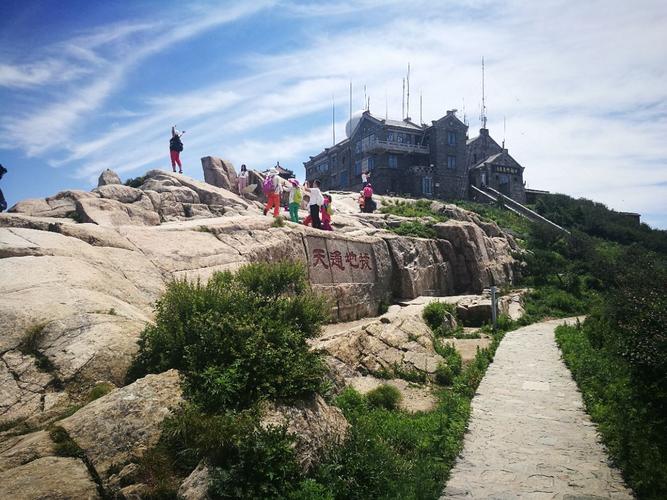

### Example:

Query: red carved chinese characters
xmin=311 ymin=248 xmax=372 ymax=271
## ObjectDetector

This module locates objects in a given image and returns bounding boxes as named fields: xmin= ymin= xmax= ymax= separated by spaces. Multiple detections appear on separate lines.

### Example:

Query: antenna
xmin=385 ymin=88 xmax=388 ymax=120
xmin=363 ymin=85 xmax=367 ymax=111
xmin=462 ymin=97 xmax=467 ymax=126
xmin=402 ymin=78 xmax=405 ymax=119
xmin=502 ymin=116 xmax=506 ymax=149
xmin=332 ymin=94 xmax=336 ymax=146
xmin=406 ymin=63 xmax=411 ymax=120
xmin=367 ymin=95 xmax=370 ymax=112
xmin=349 ymin=81 xmax=352 ymax=126
xmin=480 ymin=56 xmax=487 ymax=129
xmin=419 ymin=90 xmax=423 ymax=124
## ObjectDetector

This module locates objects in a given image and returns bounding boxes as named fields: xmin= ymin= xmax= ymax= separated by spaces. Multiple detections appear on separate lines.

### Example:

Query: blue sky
xmin=1 ymin=0 xmax=666 ymax=228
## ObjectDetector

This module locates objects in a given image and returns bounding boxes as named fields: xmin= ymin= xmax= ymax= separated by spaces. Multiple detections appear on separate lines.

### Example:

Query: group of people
xmin=260 ymin=169 xmax=334 ymax=231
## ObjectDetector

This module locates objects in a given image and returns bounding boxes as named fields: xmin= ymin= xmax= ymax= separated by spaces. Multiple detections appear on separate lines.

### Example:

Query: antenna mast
xmin=402 ymin=78 xmax=405 ymax=119
xmin=502 ymin=116 xmax=506 ymax=149
xmin=385 ymin=89 xmax=388 ymax=120
xmin=332 ymin=94 xmax=336 ymax=146
xmin=481 ymin=56 xmax=487 ymax=129
xmin=349 ymin=82 xmax=352 ymax=126
xmin=419 ymin=90 xmax=423 ymax=124
xmin=363 ymin=85 xmax=367 ymax=111
xmin=406 ymin=63 xmax=411 ymax=120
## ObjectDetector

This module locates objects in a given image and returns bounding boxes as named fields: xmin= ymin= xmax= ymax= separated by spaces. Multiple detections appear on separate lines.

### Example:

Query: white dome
xmin=345 ymin=110 xmax=365 ymax=138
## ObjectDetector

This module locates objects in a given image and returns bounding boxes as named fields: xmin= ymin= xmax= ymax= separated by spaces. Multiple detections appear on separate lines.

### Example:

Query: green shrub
xmin=272 ymin=215 xmax=285 ymax=227
xmin=557 ymin=324 xmax=667 ymax=499
xmin=128 ymin=261 xmax=329 ymax=412
xmin=380 ymin=199 xmax=446 ymax=221
xmin=87 ymin=382 xmax=114 ymax=402
xmin=124 ymin=175 xmax=147 ymax=188
xmin=422 ymin=301 xmax=456 ymax=331
xmin=366 ymin=385 xmax=402 ymax=410
xmin=434 ymin=342 xmax=462 ymax=386
xmin=388 ymin=221 xmax=438 ymax=239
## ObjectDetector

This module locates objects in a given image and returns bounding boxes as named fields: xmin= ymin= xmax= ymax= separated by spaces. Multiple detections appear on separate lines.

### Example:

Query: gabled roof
xmin=470 ymin=150 xmax=524 ymax=171
xmin=383 ymin=118 xmax=424 ymax=131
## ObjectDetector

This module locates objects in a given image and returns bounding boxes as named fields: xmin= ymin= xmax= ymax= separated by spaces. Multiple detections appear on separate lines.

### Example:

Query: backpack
xmin=170 ymin=136 xmax=183 ymax=152
xmin=293 ymin=188 xmax=302 ymax=204
xmin=262 ymin=175 xmax=274 ymax=195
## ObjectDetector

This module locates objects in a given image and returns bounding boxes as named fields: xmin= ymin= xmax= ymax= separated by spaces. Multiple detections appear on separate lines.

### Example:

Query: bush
xmin=380 ymin=199 xmax=446 ymax=221
xmin=366 ymin=385 xmax=402 ymax=410
xmin=129 ymin=261 xmax=329 ymax=412
xmin=434 ymin=342 xmax=462 ymax=386
xmin=557 ymin=324 xmax=667 ymax=499
xmin=388 ymin=221 xmax=438 ymax=239
xmin=422 ymin=301 xmax=456 ymax=331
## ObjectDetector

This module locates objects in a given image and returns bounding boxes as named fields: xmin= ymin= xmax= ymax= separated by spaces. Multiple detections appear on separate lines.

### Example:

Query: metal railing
xmin=362 ymin=138 xmax=430 ymax=154
xmin=471 ymin=185 xmax=570 ymax=235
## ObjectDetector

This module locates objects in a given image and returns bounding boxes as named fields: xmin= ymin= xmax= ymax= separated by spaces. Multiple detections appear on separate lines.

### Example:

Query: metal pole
xmin=490 ymin=286 xmax=498 ymax=331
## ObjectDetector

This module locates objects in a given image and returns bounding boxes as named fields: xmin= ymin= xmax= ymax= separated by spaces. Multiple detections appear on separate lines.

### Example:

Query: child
xmin=287 ymin=179 xmax=302 ymax=223
xmin=358 ymin=191 xmax=365 ymax=213
xmin=321 ymin=194 xmax=333 ymax=231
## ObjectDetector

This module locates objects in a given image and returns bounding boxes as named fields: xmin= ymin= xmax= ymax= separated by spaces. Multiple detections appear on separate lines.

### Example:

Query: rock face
xmin=262 ymin=394 xmax=349 ymax=471
xmin=0 ymin=456 xmax=101 ymax=500
xmin=201 ymin=156 xmax=239 ymax=194
xmin=313 ymin=304 xmax=444 ymax=381
xmin=0 ymin=370 xmax=182 ymax=498
xmin=59 ymin=370 xmax=183 ymax=485
xmin=98 ymin=169 xmax=122 ymax=186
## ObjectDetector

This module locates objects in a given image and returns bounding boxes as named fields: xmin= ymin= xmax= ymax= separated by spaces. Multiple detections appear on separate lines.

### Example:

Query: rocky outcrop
xmin=313 ymin=304 xmax=444 ymax=381
xmin=0 ymin=456 xmax=101 ymax=500
xmin=262 ymin=394 xmax=349 ymax=471
xmin=59 ymin=370 xmax=183 ymax=486
xmin=97 ymin=169 xmax=122 ymax=187
xmin=201 ymin=156 xmax=239 ymax=194
xmin=178 ymin=462 xmax=211 ymax=500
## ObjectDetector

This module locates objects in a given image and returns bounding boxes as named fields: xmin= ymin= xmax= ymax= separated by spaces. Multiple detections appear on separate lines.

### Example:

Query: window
xmin=388 ymin=155 xmax=398 ymax=169
xmin=447 ymin=156 xmax=456 ymax=169
xmin=355 ymin=141 xmax=361 ymax=154
xmin=368 ymin=157 xmax=375 ymax=170
xmin=387 ymin=132 xmax=395 ymax=142
xmin=318 ymin=162 xmax=329 ymax=172
xmin=340 ymin=171 xmax=348 ymax=187
xmin=448 ymin=131 xmax=457 ymax=146
xmin=422 ymin=176 xmax=433 ymax=195
xmin=354 ymin=160 xmax=362 ymax=175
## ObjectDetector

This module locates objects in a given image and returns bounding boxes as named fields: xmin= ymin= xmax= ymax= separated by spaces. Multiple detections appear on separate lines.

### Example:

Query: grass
xmin=388 ymin=221 xmax=438 ymax=239
xmin=49 ymin=426 xmax=84 ymax=458
xmin=454 ymin=200 xmax=531 ymax=236
xmin=380 ymin=199 xmax=447 ymax=222
xmin=556 ymin=324 xmax=667 ymax=499
xmin=18 ymin=323 xmax=57 ymax=373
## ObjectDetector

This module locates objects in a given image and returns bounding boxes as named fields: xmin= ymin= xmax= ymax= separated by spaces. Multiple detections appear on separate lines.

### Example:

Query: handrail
xmin=471 ymin=185 xmax=570 ymax=235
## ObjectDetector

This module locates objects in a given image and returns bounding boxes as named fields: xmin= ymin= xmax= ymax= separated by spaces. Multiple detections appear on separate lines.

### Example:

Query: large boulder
xmin=98 ymin=169 xmax=122 ymax=186
xmin=0 ymin=456 xmax=101 ymax=500
xmin=201 ymin=156 xmax=239 ymax=194
xmin=76 ymin=198 xmax=160 ymax=226
xmin=313 ymin=304 xmax=443 ymax=380
xmin=59 ymin=370 xmax=183 ymax=487
xmin=262 ymin=394 xmax=349 ymax=472
xmin=9 ymin=190 xmax=99 ymax=218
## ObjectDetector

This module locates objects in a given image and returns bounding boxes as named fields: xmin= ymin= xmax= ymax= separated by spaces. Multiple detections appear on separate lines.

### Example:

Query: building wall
xmin=427 ymin=111 xmax=469 ymax=199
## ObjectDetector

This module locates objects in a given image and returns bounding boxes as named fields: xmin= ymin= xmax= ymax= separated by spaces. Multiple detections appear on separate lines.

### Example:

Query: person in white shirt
xmin=361 ymin=170 xmax=370 ymax=187
xmin=238 ymin=164 xmax=249 ymax=196
xmin=305 ymin=180 xmax=324 ymax=229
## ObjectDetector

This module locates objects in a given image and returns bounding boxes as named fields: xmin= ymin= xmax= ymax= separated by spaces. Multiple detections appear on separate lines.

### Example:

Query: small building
xmin=304 ymin=109 xmax=526 ymax=203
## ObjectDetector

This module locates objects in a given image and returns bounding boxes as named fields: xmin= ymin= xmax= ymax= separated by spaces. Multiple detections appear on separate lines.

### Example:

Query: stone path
xmin=441 ymin=318 xmax=633 ymax=499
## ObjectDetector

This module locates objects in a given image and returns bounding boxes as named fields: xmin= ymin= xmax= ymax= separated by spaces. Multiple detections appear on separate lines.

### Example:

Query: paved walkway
xmin=441 ymin=318 xmax=633 ymax=499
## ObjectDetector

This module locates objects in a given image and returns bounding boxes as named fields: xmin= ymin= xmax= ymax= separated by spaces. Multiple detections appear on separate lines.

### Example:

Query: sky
xmin=1 ymin=0 xmax=666 ymax=228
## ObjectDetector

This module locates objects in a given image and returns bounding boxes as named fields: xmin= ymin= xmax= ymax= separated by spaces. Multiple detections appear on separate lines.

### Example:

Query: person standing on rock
xmin=304 ymin=180 xmax=324 ymax=229
xmin=363 ymin=183 xmax=375 ymax=213
xmin=238 ymin=164 xmax=249 ymax=196
xmin=263 ymin=169 xmax=283 ymax=217
xmin=0 ymin=164 xmax=7 ymax=212
xmin=287 ymin=178 xmax=302 ymax=223
xmin=169 ymin=126 xmax=185 ymax=174
xmin=361 ymin=170 xmax=370 ymax=187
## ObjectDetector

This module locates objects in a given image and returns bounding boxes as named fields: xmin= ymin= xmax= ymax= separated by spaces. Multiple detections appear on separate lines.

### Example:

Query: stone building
xmin=304 ymin=109 xmax=526 ymax=203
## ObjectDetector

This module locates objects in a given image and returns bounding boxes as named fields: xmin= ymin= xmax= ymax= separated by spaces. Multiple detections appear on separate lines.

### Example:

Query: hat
xmin=289 ymin=178 xmax=300 ymax=186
